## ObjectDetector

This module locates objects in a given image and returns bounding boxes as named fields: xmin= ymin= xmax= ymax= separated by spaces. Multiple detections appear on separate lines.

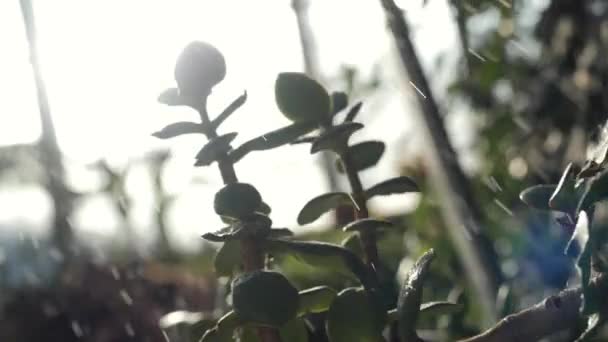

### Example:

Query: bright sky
xmin=0 ymin=0 xmax=459 ymax=252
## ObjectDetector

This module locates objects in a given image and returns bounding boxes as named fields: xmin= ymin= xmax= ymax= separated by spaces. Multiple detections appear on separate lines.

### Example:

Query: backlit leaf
xmin=152 ymin=121 xmax=204 ymax=139
xmin=297 ymin=192 xmax=354 ymax=225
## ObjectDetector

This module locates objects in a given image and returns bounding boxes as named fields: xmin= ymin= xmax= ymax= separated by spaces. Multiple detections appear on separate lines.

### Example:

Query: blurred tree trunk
xmin=20 ymin=0 xmax=74 ymax=259
xmin=378 ymin=0 xmax=502 ymax=327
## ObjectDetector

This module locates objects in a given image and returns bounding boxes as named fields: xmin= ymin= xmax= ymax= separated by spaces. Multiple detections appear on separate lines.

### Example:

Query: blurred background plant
xmin=2 ymin=0 xmax=608 ymax=341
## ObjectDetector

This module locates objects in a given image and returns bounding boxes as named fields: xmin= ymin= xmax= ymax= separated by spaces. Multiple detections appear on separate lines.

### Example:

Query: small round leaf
xmin=337 ymin=141 xmax=385 ymax=173
xmin=364 ymin=176 xmax=419 ymax=199
xmin=214 ymin=183 xmax=262 ymax=219
xmin=232 ymin=271 xmax=299 ymax=327
xmin=175 ymin=41 xmax=226 ymax=97
xmin=326 ymin=287 xmax=386 ymax=342
xmin=297 ymin=192 xmax=354 ymax=225
xmin=275 ymin=72 xmax=331 ymax=123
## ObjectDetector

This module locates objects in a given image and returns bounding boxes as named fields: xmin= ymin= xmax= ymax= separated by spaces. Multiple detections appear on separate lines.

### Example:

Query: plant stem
xmin=340 ymin=148 xmax=379 ymax=268
xmin=378 ymin=0 xmax=500 ymax=326
xmin=20 ymin=0 xmax=74 ymax=260
xmin=196 ymin=100 xmax=281 ymax=342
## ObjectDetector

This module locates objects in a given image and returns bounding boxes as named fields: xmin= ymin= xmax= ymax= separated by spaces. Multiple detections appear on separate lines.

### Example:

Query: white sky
xmin=0 ymin=0 xmax=460 ymax=252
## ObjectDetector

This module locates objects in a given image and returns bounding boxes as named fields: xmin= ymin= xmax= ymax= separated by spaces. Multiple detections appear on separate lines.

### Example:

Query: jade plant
xmin=155 ymin=41 xmax=461 ymax=342
xmin=520 ymin=150 xmax=608 ymax=340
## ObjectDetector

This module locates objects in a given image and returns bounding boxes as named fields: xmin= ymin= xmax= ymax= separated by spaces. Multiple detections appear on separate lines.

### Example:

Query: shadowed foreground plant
xmin=153 ymin=41 xmax=466 ymax=342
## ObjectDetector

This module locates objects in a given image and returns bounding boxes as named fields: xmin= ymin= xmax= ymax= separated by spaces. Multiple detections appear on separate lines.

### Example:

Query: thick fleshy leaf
xmin=230 ymin=121 xmax=317 ymax=162
xmin=268 ymin=228 xmax=294 ymax=238
xmin=419 ymin=301 xmax=463 ymax=319
xmin=194 ymin=132 xmax=238 ymax=167
xmin=265 ymin=239 xmax=373 ymax=290
xmin=232 ymin=271 xmax=299 ymax=327
xmin=331 ymin=92 xmax=348 ymax=115
xmin=397 ymin=249 xmax=435 ymax=342
xmin=365 ymin=176 xmax=419 ymax=199
xmin=280 ymin=318 xmax=309 ymax=342
xmin=576 ymin=313 xmax=604 ymax=341
xmin=152 ymin=121 xmax=204 ymax=139
xmin=174 ymin=41 xmax=226 ymax=97
xmin=202 ymin=226 xmax=238 ymax=242
xmin=519 ymin=184 xmax=557 ymax=211
xmin=214 ymin=241 xmax=241 ymax=277
xmin=275 ymin=72 xmax=331 ymax=123
xmin=291 ymin=136 xmax=318 ymax=145
xmin=297 ymin=286 xmax=337 ymax=316
xmin=344 ymin=102 xmax=363 ymax=122
xmin=549 ymin=163 xmax=581 ymax=215
xmin=341 ymin=234 xmax=364 ymax=258
xmin=297 ymin=192 xmax=354 ymax=225
xmin=311 ymin=122 xmax=364 ymax=154
xmin=158 ymin=87 xmax=186 ymax=106
xmin=326 ymin=287 xmax=386 ymax=342
xmin=211 ymin=91 xmax=247 ymax=130
xmin=342 ymin=218 xmax=394 ymax=233
xmin=337 ymin=141 xmax=385 ymax=173
xmin=214 ymin=183 xmax=262 ymax=219
xmin=240 ymin=318 xmax=309 ymax=342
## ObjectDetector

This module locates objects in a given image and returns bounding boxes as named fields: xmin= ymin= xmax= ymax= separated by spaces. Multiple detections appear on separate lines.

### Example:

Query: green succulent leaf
xmin=336 ymin=141 xmax=385 ymax=173
xmin=311 ymin=122 xmax=364 ymax=154
xmin=291 ymin=136 xmax=318 ymax=145
xmin=297 ymin=192 xmax=355 ymax=225
xmin=159 ymin=311 xmax=215 ymax=342
xmin=211 ymin=91 xmax=247 ymax=130
xmin=280 ymin=318 xmax=309 ymax=342
xmin=268 ymin=228 xmax=294 ymax=238
xmin=230 ymin=121 xmax=317 ymax=162
xmin=341 ymin=234 xmax=364 ymax=259
xmin=344 ymin=102 xmax=363 ymax=122
xmin=575 ymin=313 xmax=604 ymax=342
xmin=519 ymin=184 xmax=557 ymax=211
xmin=257 ymin=201 xmax=272 ymax=215
xmin=214 ymin=240 xmax=241 ymax=277
xmin=397 ymin=249 xmax=435 ymax=342
xmin=265 ymin=239 xmax=374 ymax=291
xmin=240 ymin=318 xmax=309 ymax=342
xmin=419 ymin=301 xmax=463 ymax=319
xmin=275 ymin=72 xmax=331 ymax=123
xmin=158 ymin=87 xmax=187 ymax=106
xmin=342 ymin=218 xmax=394 ymax=233
xmin=216 ymin=310 xmax=241 ymax=336
xmin=152 ymin=121 xmax=204 ymax=139
xmin=579 ymin=169 xmax=608 ymax=212
xmin=365 ymin=176 xmax=419 ymax=199
xmin=174 ymin=41 xmax=226 ymax=97
xmin=194 ymin=132 xmax=238 ymax=167
xmin=326 ymin=287 xmax=386 ymax=342
xmin=297 ymin=286 xmax=338 ymax=316
xmin=214 ymin=183 xmax=262 ymax=219
xmin=202 ymin=226 xmax=238 ymax=242
xmin=331 ymin=92 xmax=348 ymax=115
xmin=232 ymin=271 xmax=299 ymax=327
xmin=549 ymin=163 xmax=582 ymax=215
